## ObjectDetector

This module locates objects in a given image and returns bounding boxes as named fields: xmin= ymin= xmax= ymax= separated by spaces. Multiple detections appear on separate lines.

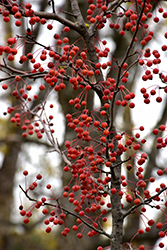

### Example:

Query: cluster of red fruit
xmin=152 ymin=125 xmax=167 ymax=149
xmin=20 ymin=170 xmax=108 ymax=243
xmin=20 ymin=144 xmax=167 ymax=248
xmin=2 ymin=30 xmax=139 ymax=142
xmin=2 ymin=2 xmax=34 ymax=26
xmin=1 ymin=0 xmax=167 ymax=249
xmin=20 ymin=171 xmax=42 ymax=224
xmin=139 ymin=47 xmax=167 ymax=104
xmin=86 ymin=0 xmax=167 ymax=44
xmin=8 ymin=103 xmax=55 ymax=139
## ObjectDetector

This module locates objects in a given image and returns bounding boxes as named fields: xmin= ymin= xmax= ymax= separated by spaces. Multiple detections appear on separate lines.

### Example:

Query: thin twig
xmin=19 ymin=185 xmax=111 ymax=239
xmin=109 ymin=0 xmax=147 ymax=130
xmin=123 ymin=186 xmax=167 ymax=218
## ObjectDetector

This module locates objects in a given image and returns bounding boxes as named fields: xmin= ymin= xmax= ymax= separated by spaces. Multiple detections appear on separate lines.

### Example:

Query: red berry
xmin=39 ymin=85 xmax=45 ymax=91
xmin=22 ymin=132 xmax=27 ymax=138
xmin=159 ymin=125 xmax=166 ymax=131
xmin=46 ymin=184 xmax=51 ymax=189
xmin=23 ymin=218 xmax=29 ymax=224
xmin=159 ymin=242 xmax=164 ymax=248
xmin=40 ymin=18 xmax=46 ymax=24
xmin=138 ymin=228 xmax=144 ymax=234
xmin=158 ymin=8 xmax=163 ymax=13
xmin=145 ymin=227 xmax=150 ymax=232
xmin=159 ymin=231 xmax=165 ymax=238
xmin=45 ymin=227 xmax=52 ymax=233
xmin=156 ymin=222 xmax=162 ymax=229
xmin=139 ymin=245 xmax=145 ymax=250
xmin=77 ymin=233 xmax=83 ymax=239
xmin=129 ymin=102 xmax=135 ymax=108
xmin=42 ymin=208 xmax=48 ymax=214
xmin=79 ymin=211 xmax=85 ymax=216
xmin=47 ymin=24 xmax=53 ymax=30
xmin=154 ymin=17 xmax=159 ymax=23
xmin=72 ymin=225 xmax=78 ymax=231
xmin=111 ymin=188 xmax=117 ymax=194
xmin=3 ymin=10 xmax=9 ymax=17
xmin=100 ymin=110 xmax=106 ymax=116
xmin=148 ymin=219 xmax=154 ymax=226
xmin=36 ymin=174 xmax=42 ymax=180
xmin=97 ymin=247 xmax=103 ymax=250
xmin=134 ymin=198 xmax=141 ymax=205
xmin=15 ymin=20 xmax=22 ymax=26
xmin=61 ymin=230 xmax=67 ymax=236
xmin=153 ymin=68 xmax=159 ymax=74
xmin=156 ymin=96 xmax=162 ymax=103
xmin=2 ymin=84 xmax=8 ymax=90
xmin=54 ymin=33 xmax=60 ymax=39
xmin=20 ymin=210 xmax=26 ymax=216
xmin=64 ymin=26 xmax=70 ymax=32
xmin=157 ymin=169 xmax=163 ymax=176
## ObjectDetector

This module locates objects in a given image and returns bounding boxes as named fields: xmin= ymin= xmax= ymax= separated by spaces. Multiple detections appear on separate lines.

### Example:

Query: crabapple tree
xmin=0 ymin=0 xmax=167 ymax=250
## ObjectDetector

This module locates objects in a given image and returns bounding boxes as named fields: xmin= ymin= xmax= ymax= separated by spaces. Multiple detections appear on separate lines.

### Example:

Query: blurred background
xmin=0 ymin=0 xmax=167 ymax=249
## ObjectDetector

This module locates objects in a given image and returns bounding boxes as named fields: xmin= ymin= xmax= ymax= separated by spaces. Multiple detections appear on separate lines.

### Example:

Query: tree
xmin=0 ymin=0 xmax=167 ymax=250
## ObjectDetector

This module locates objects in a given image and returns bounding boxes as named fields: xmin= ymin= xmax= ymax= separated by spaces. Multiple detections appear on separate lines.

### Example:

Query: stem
xmin=123 ymin=186 xmax=167 ymax=218
xmin=70 ymin=0 xmax=105 ymax=103
xmin=19 ymin=185 xmax=111 ymax=239
xmin=109 ymin=0 xmax=147 ymax=129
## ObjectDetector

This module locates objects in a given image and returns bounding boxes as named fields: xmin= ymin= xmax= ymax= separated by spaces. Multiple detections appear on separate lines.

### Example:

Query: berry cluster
xmin=139 ymin=47 xmax=167 ymax=104
xmin=20 ymin=157 xmax=167 ymax=248
xmin=1 ymin=0 xmax=167 ymax=249
xmin=152 ymin=125 xmax=167 ymax=149
xmin=8 ymin=103 xmax=55 ymax=139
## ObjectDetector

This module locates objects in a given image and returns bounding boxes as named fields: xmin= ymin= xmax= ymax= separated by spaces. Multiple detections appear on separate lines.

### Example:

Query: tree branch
xmin=123 ymin=187 xmax=167 ymax=218
xmin=19 ymin=185 xmax=111 ymax=239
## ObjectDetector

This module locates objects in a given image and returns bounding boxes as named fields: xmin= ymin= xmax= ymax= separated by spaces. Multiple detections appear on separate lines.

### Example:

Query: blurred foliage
xmin=1 ymin=230 xmax=57 ymax=250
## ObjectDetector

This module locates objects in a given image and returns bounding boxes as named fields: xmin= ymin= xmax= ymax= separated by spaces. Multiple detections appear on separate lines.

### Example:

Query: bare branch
xmin=19 ymin=185 xmax=111 ymax=239
xmin=123 ymin=187 xmax=167 ymax=218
